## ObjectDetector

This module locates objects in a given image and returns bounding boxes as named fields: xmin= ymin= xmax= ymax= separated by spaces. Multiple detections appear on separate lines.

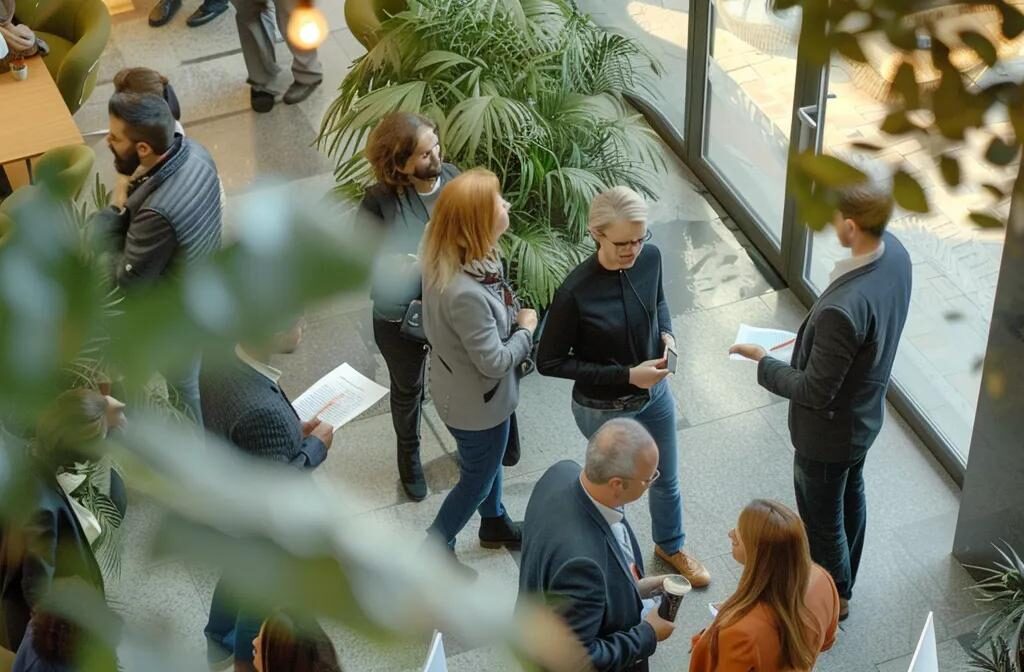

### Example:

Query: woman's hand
xmin=629 ymin=358 xmax=669 ymax=389
xmin=516 ymin=308 xmax=538 ymax=333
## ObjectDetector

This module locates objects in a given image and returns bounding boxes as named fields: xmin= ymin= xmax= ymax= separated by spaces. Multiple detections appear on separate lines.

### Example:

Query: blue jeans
xmin=793 ymin=452 xmax=867 ymax=600
xmin=205 ymin=576 xmax=263 ymax=664
xmin=571 ymin=381 xmax=685 ymax=554
xmin=428 ymin=418 xmax=510 ymax=547
xmin=162 ymin=352 xmax=203 ymax=425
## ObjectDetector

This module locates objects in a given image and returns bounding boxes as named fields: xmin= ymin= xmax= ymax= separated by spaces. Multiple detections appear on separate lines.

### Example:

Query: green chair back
xmin=345 ymin=0 xmax=407 ymax=50
xmin=34 ymin=145 xmax=95 ymax=200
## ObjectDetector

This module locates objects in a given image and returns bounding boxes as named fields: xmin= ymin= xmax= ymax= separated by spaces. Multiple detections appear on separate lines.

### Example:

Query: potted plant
xmin=969 ymin=542 xmax=1024 ymax=672
xmin=318 ymin=0 xmax=667 ymax=306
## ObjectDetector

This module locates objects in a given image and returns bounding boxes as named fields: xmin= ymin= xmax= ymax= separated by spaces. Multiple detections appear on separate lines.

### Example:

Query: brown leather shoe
xmin=839 ymin=597 xmax=850 ymax=621
xmin=655 ymin=546 xmax=711 ymax=587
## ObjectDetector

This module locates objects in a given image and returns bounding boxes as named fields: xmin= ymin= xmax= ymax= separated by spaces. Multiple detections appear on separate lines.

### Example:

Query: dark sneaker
xmin=282 ymin=80 xmax=322 ymax=105
xmin=148 ymin=0 xmax=182 ymax=26
xmin=479 ymin=514 xmax=522 ymax=550
xmin=186 ymin=1 xmax=228 ymax=26
xmin=250 ymin=88 xmax=275 ymax=113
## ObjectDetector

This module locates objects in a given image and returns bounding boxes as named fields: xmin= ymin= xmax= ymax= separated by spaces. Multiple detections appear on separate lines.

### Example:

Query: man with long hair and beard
xmin=357 ymin=112 xmax=460 ymax=503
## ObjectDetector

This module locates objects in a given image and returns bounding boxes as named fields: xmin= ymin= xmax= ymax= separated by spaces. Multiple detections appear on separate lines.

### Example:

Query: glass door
xmin=695 ymin=0 xmax=804 ymax=257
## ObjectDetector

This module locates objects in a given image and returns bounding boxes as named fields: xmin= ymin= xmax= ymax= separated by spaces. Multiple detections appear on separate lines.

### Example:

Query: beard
xmin=111 ymin=145 xmax=141 ymax=176
xmin=414 ymin=158 xmax=442 ymax=181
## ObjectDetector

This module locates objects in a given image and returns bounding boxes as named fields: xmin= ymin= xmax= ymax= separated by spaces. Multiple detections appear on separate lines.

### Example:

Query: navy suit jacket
xmin=518 ymin=460 xmax=656 ymax=672
xmin=0 ymin=463 xmax=105 ymax=651
xmin=758 ymin=232 xmax=912 ymax=463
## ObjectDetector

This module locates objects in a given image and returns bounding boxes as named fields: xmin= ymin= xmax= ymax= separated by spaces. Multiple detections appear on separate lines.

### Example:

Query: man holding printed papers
xmin=730 ymin=161 xmax=911 ymax=621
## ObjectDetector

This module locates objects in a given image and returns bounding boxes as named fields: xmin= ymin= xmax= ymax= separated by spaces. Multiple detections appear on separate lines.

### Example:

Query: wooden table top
xmin=0 ymin=56 xmax=84 ymax=165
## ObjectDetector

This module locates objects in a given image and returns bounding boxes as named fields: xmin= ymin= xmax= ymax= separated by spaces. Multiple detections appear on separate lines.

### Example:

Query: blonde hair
xmin=707 ymin=500 xmax=819 ymax=670
xmin=588 ymin=186 xmax=648 ymax=235
xmin=421 ymin=168 xmax=503 ymax=291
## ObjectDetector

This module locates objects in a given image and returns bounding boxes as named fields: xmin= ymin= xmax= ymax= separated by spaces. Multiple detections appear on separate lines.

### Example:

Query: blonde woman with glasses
xmin=536 ymin=186 xmax=710 ymax=588
xmin=420 ymin=168 xmax=536 ymax=574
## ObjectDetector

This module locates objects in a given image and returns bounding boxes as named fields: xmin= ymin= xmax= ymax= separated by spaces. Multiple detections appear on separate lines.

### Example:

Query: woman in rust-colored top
xmin=690 ymin=500 xmax=840 ymax=672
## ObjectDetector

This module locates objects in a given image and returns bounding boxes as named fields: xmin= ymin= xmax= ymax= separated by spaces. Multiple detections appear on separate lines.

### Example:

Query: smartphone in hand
xmin=665 ymin=345 xmax=678 ymax=374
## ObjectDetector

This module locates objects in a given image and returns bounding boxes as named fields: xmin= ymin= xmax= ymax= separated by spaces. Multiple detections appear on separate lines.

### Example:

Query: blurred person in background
xmin=252 ymin=610 xmax=341 ymax=672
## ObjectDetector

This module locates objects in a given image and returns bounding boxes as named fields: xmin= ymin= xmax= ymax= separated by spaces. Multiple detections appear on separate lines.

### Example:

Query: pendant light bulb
xmin=287 ymin=3 xmax=329 ymax=50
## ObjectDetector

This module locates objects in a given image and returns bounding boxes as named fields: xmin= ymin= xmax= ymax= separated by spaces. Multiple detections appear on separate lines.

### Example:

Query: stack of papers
xmin=730 ymin=324 xmax=797 ymax=363
xmin=292 ymin=363 xmax=388 ymax=429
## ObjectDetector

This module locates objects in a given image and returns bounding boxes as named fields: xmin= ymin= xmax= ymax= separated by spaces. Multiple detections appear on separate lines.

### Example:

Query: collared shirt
xmin=829 ymin=241 xmax=885 ymax=285
xmin=581 ymin=479 xmax=660 ymax=617
xmin=235 ymin=345 xmax=282 ymax=384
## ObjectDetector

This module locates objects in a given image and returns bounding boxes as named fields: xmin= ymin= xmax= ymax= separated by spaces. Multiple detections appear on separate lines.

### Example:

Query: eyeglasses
xmin=621 ymin=469 xmax=660 ymax=486
xmin=602 ymin=230 xmax=652 ymax=250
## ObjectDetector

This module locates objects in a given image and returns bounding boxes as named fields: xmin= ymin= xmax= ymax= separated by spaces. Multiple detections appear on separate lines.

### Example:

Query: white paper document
xmin=292 ymin=363 xmax=388 ymax=430
xmin=422 ymin=631 xmax=447 ymax=672
xmin=730 ymin=324 xmax=797 ymax=363
xmin=907 ymin=612 xmax=937 ymax=672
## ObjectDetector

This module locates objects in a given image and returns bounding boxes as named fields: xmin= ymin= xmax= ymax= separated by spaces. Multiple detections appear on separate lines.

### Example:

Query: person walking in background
xmin=198 ymin=319 xmax=334 ymax=671
xmin=420 ymin=169 xmax=535 ymax=573
xmin=252 ymin=610 xmax=341 ymax=672
xmin=148 ymin=0 xmax=228 ymax=28
xmin=730 ymin=161 xmax=912 ymax=621
xmin=536 ymin=186 xmax=710 ymax=588
xmin=91 ymin=92 xmax=222 ymax=424
xmin=358 ymin=112 xmax=460 ymax=502
xmin=518 ymin=419 xmax=677 ymax=672
xmin=230 ymin=0 xmax=322 ymax=112
xmin=690 ymin=500 xmax=839 ymax=672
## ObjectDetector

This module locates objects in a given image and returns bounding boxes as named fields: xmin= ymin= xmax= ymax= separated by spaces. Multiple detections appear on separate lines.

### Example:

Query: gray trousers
xmin=230 ymin=0 xmax=322 ymax=91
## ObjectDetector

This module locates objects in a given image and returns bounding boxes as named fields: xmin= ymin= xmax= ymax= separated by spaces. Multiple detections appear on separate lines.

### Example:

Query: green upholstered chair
xmin=0 ymin=184 xmax=44 ymax=246
xmin=14 ymin=0 xmax=111 ymax=113
xmin=33 ymin=144 xmax=95 ymax=199
xmin=344 ymin=0 xmax=407 ymax=50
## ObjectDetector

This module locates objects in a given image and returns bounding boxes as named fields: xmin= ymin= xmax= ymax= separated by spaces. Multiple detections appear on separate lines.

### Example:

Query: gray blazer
xmin=423 ymin=271 xmax=532 ymax=431
xmin=758 ymin=232 xmax=912 ymax=463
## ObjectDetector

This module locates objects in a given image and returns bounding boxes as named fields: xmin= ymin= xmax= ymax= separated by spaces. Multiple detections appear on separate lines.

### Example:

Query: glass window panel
xmin=702 ymin=0 xmax=802 ymax=247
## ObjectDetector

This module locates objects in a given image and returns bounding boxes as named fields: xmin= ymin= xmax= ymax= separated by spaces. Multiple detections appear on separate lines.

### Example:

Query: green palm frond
xmin=969 ymin=542 xmax=1024 ymax=672
xmin=318 ymin=0 xmax=665 ymax=305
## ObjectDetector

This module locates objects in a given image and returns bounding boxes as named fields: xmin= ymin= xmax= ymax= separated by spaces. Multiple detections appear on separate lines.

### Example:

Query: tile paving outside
xmin=70 ymin=8 xmax=989 ymax=671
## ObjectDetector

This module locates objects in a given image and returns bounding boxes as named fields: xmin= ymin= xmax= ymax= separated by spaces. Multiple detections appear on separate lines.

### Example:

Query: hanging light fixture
xmin=287 ymin=0 xmax=329 ymax=50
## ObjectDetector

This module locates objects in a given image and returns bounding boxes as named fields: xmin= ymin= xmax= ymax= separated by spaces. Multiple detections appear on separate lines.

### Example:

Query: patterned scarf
xmin=463 ymin=253 xmax=518 ymax=310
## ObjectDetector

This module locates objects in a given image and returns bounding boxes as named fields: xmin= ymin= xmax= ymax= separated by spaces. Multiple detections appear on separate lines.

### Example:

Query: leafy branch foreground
xmin=0 ymin=183 xmax=590 ymax=671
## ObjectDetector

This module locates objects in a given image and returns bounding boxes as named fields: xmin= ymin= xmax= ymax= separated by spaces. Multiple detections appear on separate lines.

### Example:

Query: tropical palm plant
xmin=970 ymin=542 xmax=1024 ymax=672
xmin=318 ymin=0 xmax=667 ymax=306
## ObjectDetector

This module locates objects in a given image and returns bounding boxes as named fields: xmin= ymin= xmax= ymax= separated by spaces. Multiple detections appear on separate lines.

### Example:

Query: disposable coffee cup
xmin=12 ymin=65 xmax=28 ymax=81
xmin=657 ymin=574 xmax=691 ymax=622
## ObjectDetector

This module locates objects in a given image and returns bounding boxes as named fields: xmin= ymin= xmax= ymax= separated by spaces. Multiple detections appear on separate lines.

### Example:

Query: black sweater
xmin=537 ymin=244 xmax=673 ymax=401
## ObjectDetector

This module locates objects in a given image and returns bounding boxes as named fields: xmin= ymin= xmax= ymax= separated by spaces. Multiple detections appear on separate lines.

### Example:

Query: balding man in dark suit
xmin=518 ymin=419 xmax=676 ymax=672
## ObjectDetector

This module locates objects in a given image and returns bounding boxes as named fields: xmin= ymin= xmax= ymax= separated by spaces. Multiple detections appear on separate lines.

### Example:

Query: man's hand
xmin=644 ymin=608 xmax=676 ymax=642
xmin=729 ymin=343 xmax=767 ymax=362
xmin=111 ymin=174 xmax=131 ymax=209
xmin=636 ymin=574 xmax=672 ymax=600
xmin=301 ymin=418 xmax=320 ymax=437
xmin=310 ymin=421 xmax=335 ymax=449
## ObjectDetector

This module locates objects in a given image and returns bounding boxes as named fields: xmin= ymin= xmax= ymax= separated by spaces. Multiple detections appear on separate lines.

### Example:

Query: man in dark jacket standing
xmin=93 ymin=92 xmax=222 ymax=425
xmin=198 ymin=319 xmax=334 ymax=671
xmin=358 ymin=112 xmax=460 ymax=502
xmin=731 ymin=163 xmax=912 ymax=621
xmin=519 ymin=419 xmax=676 ymax=672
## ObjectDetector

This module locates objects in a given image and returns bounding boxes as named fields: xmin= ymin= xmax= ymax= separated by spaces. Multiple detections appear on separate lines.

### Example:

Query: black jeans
xmin=793 ymin=452 xmax=867 ymax=600
xmin=372 ymin=317 xmax=427 ymax=456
